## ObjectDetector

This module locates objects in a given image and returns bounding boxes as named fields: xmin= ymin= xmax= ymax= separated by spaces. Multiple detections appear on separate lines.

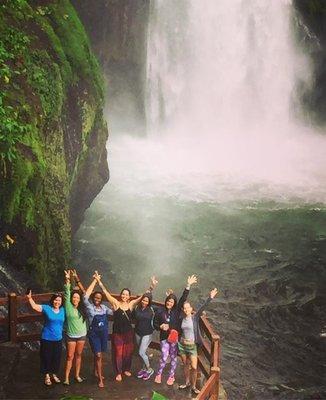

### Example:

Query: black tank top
xmin=113 ymin=308 xmax=133 ymax=334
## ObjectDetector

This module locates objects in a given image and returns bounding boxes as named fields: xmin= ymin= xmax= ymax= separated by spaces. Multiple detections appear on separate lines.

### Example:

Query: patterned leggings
xmin=157 ymin=340 xmax=178 ymax=377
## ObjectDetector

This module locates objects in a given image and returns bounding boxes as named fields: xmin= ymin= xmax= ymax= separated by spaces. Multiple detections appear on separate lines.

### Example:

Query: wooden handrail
xmin=0 ymin=296 xmax=8 ymax=306
xmin=196 ymin=372 xmax=218 ymax=399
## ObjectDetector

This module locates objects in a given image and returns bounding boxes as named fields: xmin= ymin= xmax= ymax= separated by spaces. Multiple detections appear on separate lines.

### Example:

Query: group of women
xmin=27 ymin=269 xmax=218 ymax=395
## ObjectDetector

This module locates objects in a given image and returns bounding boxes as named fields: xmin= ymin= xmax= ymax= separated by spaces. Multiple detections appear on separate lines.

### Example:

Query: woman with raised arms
xmin=94 ymin=272 xmax=157 ymax=381
xmin=178 ymin=287 xmax=218 ymax=395
xmin=62 ymin=270 xmax=87 ymax=385
xmin=27 ymin=290 xmax=65 ymax=386
xmin=133 ymin=289 xmax=159 ymax=381
xmin=75 ymin=270 xmax=113 ymax=388
xmin=153 ymin=275 xmax=197 ymax=386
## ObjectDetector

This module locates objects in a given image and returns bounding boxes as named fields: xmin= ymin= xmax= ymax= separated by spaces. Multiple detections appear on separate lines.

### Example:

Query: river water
xmin=74 ymin=0 xmax=326 ymax=398
xmin=74 ymin=134 xmax=326 ymax=399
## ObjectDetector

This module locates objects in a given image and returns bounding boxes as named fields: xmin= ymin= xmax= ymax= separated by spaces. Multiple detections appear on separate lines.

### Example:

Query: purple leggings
xmin=157 ymin=340 xmax=178 ymax=377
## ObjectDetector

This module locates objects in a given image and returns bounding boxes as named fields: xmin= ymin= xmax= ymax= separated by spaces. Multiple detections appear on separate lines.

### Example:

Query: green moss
xmin=0 ymin=0 xmax=108 ymax=288
xmin=26 ymin=50 xmax=64 ymax=121
xmin=47 ymin=0 xmax=104 ymax=100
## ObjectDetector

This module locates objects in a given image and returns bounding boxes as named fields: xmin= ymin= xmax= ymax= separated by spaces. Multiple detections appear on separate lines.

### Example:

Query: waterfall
xmin=143 ymin=0 xmax=326 ymax=194
xmin=145 ymin=0 xmax=308 ymax=135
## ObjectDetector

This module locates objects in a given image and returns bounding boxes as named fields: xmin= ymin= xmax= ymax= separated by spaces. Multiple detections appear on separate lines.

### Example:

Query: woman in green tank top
xmin=63 ymin=270 xmax=87 ymax=385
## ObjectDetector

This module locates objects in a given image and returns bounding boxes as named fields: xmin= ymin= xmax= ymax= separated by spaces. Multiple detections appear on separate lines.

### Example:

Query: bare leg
xmin=65 ymin=341 xmax=76 ymax=383
xmin=75 ymin=340 xmax=85 ymax=379
xmin=181 ymin=354 xmax=191 ymax=385
xmin=190 ymin=355 xmax=198 ymax=389
xmin=95 ymin=352 xmax=104 ymax=387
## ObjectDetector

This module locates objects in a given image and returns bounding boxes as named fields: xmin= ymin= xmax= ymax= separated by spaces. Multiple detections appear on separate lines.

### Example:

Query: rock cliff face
xmin=0 ymin=0 xmax=109 ymax=288
xmin=294 ymin=0 xmax=326 ymax=125
xmin=72 ymin=0 xmax=150 ymax=133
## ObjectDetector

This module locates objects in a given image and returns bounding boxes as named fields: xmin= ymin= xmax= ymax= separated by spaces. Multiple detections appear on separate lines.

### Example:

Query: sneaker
xmin=137 ymin=369 xmax=146 ymax=379
xmin=167 ymin=376 xmax=175 ymax=386
xmin=154 ymin=374 xmax=162 ymax=384
xmin=142 ymin=368 xmax=154 ymax=381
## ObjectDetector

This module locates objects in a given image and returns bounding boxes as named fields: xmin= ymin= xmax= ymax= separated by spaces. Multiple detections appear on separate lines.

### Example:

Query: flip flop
xmin=191 ymin=387 xmax=200 ymax=395
xmin=178 ymin=383 xmax=191 ymax=390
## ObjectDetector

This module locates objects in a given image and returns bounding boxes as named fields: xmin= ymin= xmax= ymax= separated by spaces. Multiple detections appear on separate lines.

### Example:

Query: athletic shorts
xmin=178 ymin=341 xmax=197 ymax=356
xmin=66 ymin=334 xmax=87 ymax=342
xmin=88 ymin=329 xmax=108 ymax=354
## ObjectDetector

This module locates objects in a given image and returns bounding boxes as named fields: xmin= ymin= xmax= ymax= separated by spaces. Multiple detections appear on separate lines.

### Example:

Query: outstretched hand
xmin=27 ymin=289 xmax=32 ymax=300
xmin=187 ymin=274 xmax=197 ymax=286
xmin=71 ymin=269 xmax=78 ymax=279
xmin=150 ymin=276 xmax=158 ymax=287
xmin=210 ymin=288 xmax=218 ymax=299
xmin=93 ymin=270 xmax=101 ymax=282
xmin=64 ymin=270 xmax=70 ymax=280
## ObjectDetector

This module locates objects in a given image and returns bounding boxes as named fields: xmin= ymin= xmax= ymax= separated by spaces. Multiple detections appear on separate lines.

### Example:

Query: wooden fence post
xmin=8 ymin=293 xmax=17 ymax=343
xmin=210 ymin=366 xmax=220 ymax=400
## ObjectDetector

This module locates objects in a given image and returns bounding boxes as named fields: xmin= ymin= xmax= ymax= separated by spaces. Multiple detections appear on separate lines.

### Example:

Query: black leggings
xmin=40 ymin=339 xmax=62 ymax=374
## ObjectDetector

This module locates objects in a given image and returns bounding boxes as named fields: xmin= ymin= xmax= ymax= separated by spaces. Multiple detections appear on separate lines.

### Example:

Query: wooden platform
xmin=0 ymin=342 xmax=226 ymax=400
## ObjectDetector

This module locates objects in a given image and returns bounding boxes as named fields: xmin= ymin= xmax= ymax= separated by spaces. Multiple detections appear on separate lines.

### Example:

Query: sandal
xmin=63 ymin=380 xmax=70 ymax=386
xmin=75 ymin=376 xmax=85 ymax=383
xmin=124 ymin=371 xmax=132 ymax=377
xmin=44 ymin=376 xmax=52 ymax=386
xmin=191 ymin=387 xmax=200 ymax=395
xmin=115 ymin=374 xmax=122 ymax=382
xmin=52 ymin=374 xmax=61 ymax=384
xmin=179 ymin=383 xmax=191 ymax=390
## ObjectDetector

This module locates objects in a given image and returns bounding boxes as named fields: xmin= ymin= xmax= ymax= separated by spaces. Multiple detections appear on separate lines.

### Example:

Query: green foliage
xmin=60 ymin=396 xmax=90 ymax=400
xmin=0 ymin=22 xmax=33 ymax=172
xmin=47 ymin=0 xmax=104 ymax=100
xmin=26 ymin=50 xmax=64 ymax=121
xmin=152 ymin=392 xmax=169 ymax=400
xmin=0 ymin=0 xmax=106 ymax=288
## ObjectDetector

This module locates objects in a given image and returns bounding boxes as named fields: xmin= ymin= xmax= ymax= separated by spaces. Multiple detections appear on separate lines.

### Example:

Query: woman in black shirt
xmin=133 ymin=293 xmax=156 ymax=380
xmin=94 ymin=273 xmax=157 ymax=381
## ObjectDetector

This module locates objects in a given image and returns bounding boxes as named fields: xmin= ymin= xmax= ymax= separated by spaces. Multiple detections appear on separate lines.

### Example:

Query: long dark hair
xmin=70 ymin=290 xmax=87 ymax=322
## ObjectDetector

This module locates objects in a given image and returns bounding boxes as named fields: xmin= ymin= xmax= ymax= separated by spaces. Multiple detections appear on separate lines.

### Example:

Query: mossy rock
xmin=0 ymin=0 xmax=109 ymax=288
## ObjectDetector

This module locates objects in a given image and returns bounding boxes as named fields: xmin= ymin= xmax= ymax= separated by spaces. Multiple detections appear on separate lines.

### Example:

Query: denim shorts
xmin=88 ymin=329 xmax=108 ymax=353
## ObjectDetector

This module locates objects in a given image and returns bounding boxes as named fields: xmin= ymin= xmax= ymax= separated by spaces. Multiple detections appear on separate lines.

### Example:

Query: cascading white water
xmin=146 ymin=0 xmax=306 ymax=133
xmin=143 ymin=0 xmax=326 ymax=194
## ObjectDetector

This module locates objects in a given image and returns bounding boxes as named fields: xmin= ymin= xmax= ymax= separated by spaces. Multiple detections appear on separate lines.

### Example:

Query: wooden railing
xmin=0 ymin=292 xmax=221 ymax=399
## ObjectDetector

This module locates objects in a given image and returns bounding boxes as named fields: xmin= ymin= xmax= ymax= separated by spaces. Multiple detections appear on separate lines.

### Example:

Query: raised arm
xmin=177 ymin=274 xmax=197 ymax=309
xmin=94 ymin=272 xmax=120 ymax=309
xmin=27 ymin=290 xmax=42 ymax=313
xmin=71 ymin=269 xmax=86 ymax=295
xmin=85 ymin=272 xmax=99 ymax=299
xmin=64 ymin=270 xmax=71 ymax=297
xmin=129 ymin=276 xmax=158 ymax=310
xmin=196 ymin=288 xmax=218 ymax=316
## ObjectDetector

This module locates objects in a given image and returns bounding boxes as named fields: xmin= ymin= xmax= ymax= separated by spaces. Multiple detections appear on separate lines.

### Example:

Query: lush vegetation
xmin=0 ymin=0 xmax=108 ymax=287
